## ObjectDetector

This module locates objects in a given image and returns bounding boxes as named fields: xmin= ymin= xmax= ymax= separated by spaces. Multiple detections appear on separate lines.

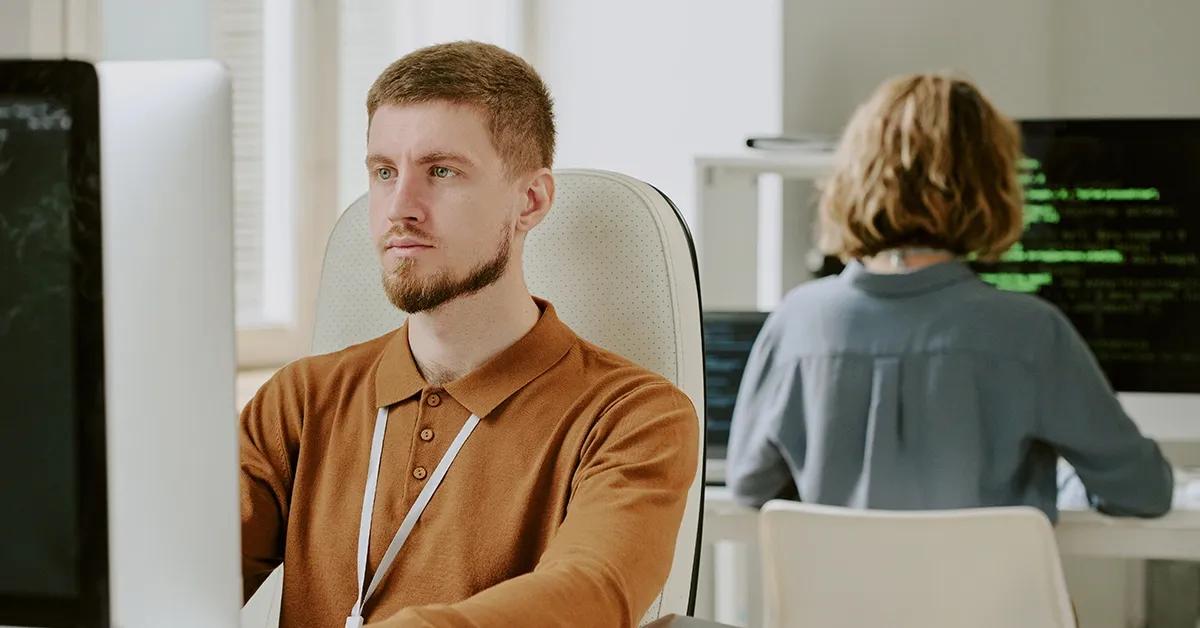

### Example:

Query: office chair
xmin=242 ymin=169 xmax=705 ymax=627
xmin=758 ymin=500 xmax=1076 ymax=628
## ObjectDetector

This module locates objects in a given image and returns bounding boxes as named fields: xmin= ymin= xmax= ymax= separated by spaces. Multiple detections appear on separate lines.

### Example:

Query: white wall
xmin=102 ymin=0 xmax=210 ymax=59
xmin=0 ymin=1 xmax=32 ymax=56
xmin=531 ymin=0 xmax=783 ymax=226
xmin=781 ymin=0 xmax=1054 ymax=135
xmin=781 ymin=0 xmax=1200 ymax=135
xmin=1049 ymin=0 xmax=1200 ymax=117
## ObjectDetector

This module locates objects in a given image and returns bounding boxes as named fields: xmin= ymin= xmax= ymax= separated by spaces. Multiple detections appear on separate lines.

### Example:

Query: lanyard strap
xmin=346 ymin=407 xmax=481 ymax=628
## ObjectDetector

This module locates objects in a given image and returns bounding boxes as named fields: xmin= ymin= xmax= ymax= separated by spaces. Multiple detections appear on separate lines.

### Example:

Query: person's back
xmin=725 ymin=73 xmax=1173 ymax=521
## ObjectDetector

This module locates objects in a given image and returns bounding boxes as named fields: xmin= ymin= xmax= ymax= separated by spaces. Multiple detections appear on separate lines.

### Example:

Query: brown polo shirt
xmin=240 ymin=299 xmax=699 ymax=627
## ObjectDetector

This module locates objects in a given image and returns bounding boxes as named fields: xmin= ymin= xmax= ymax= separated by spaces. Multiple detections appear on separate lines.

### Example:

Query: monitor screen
xmin=973 ymin=119 xmax=1200 ymax=394
xmin=0 ymin=61 xmax=108 ymax=627
xmin=703 ymin=311 xmax=769 ymax=458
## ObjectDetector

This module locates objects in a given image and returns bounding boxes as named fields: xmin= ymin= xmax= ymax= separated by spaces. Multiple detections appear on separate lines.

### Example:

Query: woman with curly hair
xmin=726 ymin=74 xmax=1172 ymax=522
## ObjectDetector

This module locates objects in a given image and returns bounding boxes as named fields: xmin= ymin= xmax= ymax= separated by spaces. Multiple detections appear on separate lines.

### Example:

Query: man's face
xmin=366 ymin=101 xmax=524 ymax=313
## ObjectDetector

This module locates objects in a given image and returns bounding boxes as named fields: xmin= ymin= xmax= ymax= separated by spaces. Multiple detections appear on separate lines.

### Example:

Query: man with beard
xmin=238 ymin=42 xmax=698 ymax=628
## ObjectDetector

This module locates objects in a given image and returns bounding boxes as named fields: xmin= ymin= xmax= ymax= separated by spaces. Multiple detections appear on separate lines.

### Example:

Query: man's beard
xmin=381 ymin=226 xmax=512 ymax=314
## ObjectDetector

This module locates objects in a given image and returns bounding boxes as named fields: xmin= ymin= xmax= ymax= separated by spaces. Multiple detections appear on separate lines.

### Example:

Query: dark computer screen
xmin=0 ymin=61 xmax=107 ymax=627
xmin=703 ymin=311 xmax=769 ymax=457
xmin=973 ymin=119 xmax=1200 ymax=393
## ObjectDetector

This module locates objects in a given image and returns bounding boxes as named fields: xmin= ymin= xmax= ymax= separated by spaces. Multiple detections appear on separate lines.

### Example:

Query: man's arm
xmin=239 ymin=364 xmax=303 ymax=602
xmin=369 ymin=382 xmax=699 ymax=628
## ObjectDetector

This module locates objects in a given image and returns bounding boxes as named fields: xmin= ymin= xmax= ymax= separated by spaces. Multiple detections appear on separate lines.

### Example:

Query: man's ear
xmin=515 ymin=168 xmax=554 ymax=234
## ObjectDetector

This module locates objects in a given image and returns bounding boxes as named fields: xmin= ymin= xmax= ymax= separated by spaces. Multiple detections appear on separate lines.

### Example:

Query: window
xmin=212 ymin=0 xmax=338 ymax=367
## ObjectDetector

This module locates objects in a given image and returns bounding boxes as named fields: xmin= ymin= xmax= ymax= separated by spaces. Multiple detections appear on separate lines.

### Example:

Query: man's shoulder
xmin=565 ymin=338 xmax=699 ymax=468
xmin=572 ymin=336 xmax=672 ymax=384
xmin=567 ymin=337 xmax=694 ymax=412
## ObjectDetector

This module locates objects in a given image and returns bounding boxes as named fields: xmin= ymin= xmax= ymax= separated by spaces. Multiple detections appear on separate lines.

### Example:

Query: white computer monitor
xmin=0 ymin=59 xmax=239 ymax=628
xmin=99 ymin=60 xmax=240 ymax=628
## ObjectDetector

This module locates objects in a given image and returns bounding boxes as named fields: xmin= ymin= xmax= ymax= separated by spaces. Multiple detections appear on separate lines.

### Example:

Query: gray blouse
xmin=725 ymin=260 xmax=1173 ymax=521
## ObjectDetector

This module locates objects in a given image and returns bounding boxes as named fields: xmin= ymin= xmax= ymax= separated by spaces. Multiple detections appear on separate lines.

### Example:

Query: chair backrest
xmin=758 ymin=501 xmax=1076 ymax=628
xmin=310 ymin=168 xmax=706 ymax=624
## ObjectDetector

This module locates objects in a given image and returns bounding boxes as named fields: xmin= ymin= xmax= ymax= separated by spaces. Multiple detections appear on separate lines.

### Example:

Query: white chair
xmin=243 ymin=169 xmax=706 ymax=627
xmin=758 ymin=500 xmax=1076 ymax=628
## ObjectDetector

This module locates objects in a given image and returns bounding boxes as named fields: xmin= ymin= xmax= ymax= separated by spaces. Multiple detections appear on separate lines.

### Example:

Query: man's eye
xmin=376 ymin=168 xmax=393 ymax=181
xmin=431 ymin=166 xmax=455 ymax=179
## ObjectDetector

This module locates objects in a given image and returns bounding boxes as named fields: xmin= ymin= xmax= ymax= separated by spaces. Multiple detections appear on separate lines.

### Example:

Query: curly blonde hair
xmin=818 ymin=73 xmax=1023 ymax=261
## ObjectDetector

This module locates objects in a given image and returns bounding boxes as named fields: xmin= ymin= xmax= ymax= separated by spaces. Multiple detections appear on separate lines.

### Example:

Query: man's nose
xmin=386 ymin=166 xmax=428 ymax=223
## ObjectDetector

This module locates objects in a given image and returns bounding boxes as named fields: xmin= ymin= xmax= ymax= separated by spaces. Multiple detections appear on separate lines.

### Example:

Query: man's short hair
xmin=818 ymin=73 xmax=1024 ymax=261
xmin=367 ymin=41 xmax=556 ymax=178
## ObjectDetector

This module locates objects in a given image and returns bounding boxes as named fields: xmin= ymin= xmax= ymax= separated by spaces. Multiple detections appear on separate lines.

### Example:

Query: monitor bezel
xmin=0 ymin=60 xmax=110 ymax=628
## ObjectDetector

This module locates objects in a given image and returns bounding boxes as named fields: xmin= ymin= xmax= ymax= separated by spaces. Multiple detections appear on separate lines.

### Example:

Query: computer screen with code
xmin=0 ymin=61 xmax=108 ymax=627
xmin=0 ymin=95 xmax=84 ymax=603
xmin=973 ymin=119 xmax=1200 ymax=393
xmin=703 ymin=311 xmax=769 ymax=457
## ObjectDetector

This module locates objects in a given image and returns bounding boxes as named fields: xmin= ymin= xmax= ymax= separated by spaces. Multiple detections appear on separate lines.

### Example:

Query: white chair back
xmin=759 ymin=500 xmax=1076 ymax=628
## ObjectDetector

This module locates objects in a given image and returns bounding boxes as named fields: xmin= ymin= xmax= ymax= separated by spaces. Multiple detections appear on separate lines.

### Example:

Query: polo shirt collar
xmin=374 ymin=297 xmax=576 ymax=418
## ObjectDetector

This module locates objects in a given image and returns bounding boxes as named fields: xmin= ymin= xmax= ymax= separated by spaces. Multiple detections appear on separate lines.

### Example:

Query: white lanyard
xmin=345 ymin=406 xmax=481 ymax=628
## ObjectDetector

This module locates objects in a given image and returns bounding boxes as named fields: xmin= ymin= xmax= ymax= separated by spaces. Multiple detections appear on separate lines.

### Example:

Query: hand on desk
xmin=1058 ymin=462 xmax=1200 ymax=511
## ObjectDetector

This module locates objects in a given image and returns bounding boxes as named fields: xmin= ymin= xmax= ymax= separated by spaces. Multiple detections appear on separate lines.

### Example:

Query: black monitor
xmin=703 ymin=311 xmax=769 ymax=459
xmin=973 ymin=119 xmax=1200 ymax=394
xmin=0 ymin=60 xmax=109 ymax=627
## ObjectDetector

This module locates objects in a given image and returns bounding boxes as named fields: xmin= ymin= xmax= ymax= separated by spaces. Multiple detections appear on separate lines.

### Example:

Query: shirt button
xmin=420 ymin=428 xmax=434 ymax=442
xmin=412 ymin=466 xmax=428 ymax=480
xmin=426 ymin=393 xmax=441 ymax=407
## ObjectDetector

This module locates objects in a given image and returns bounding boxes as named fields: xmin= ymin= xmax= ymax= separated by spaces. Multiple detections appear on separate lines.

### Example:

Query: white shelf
xmin=695 ymin=149 xmax=834 ymax=179
xmin=693 ymin=149 xmax=834 ymax=310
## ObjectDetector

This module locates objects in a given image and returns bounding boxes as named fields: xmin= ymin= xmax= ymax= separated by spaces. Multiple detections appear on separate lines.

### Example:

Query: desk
xmin=696 ymin=486 xmax=1200 ymax=627
xmin=1056 ymin=508 xmax=1200 ymax=561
